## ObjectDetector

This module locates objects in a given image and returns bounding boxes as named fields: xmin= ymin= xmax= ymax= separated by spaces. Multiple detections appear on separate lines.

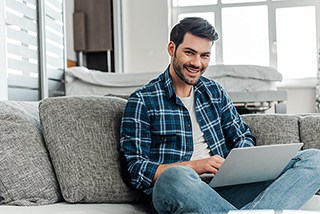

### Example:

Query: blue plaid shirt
xmin=120 ymin=67 xmax=255 ymax=192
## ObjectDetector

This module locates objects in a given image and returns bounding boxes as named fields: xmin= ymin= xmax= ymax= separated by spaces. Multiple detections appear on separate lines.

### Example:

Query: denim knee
xmin=297 ymin=149 xmax=320 ymax=170
xmin=299 ymin=148 xmax=320 ymax=160
xmin=153 ymin=166 xmax=200 ymax=200
xmin=152 ymin=166 xmax=202 ymax=213
xmin=155 ymin=166 xmax=198 ymax=189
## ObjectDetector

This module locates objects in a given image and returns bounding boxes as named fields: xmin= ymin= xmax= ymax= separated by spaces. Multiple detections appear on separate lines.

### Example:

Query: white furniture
xmin=65 ymin=65 xmax=287 ymax=113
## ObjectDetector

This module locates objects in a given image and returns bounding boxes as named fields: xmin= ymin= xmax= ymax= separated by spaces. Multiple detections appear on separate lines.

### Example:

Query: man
xmin=120 ymin=17 xmax=320 ymax=213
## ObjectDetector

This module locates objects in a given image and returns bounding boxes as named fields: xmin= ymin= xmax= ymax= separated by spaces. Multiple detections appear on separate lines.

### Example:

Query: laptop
xmin=206 ymin=143 xmax=303 ymax=188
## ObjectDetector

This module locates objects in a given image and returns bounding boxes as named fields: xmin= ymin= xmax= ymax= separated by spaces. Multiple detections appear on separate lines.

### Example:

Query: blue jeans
xmin=152 ymin=149 xmax=320 ymax=214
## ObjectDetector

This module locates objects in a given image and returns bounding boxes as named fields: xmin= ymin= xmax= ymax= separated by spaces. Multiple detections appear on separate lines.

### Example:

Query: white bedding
xmin=214 ymin=76 xmax=277 ymax=92
xmin=65 ymin=65 xmax=282 ymax=96
xmin=204 ymin=64 xmax=282 ymax=81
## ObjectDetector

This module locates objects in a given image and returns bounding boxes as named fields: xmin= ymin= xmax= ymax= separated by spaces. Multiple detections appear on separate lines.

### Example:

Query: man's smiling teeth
xmin=186 ymin=67 xmax=198 ymax=73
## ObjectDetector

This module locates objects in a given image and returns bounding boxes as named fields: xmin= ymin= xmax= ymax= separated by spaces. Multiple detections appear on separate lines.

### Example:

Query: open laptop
xmin=206 ymin=143 xmax=303 ymax=188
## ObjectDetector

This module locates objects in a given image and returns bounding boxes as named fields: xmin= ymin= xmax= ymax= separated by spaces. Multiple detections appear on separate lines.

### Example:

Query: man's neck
xmin=175 ymin=84 xmax=192 ymax=98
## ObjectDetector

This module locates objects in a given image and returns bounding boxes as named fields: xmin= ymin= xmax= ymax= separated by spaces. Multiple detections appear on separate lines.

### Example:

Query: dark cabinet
xmin=73 ymin=0 xmax=114 ymax=72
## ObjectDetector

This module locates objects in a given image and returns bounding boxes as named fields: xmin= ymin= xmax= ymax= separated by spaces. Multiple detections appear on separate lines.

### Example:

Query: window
xmin=170 ymin=0 xmax=320 ymax=80
xmin=276 ymin=6 xmax=317 ymax=79
xmin=0 ymin=0 xmax=66 ymax=101
xmin=173 ymin=0 xmax=217 ymax=7
xmin=222 ymin=0 xmax=266 ymax=3
xmin=222 ymin=6 xmax=269 ymax=66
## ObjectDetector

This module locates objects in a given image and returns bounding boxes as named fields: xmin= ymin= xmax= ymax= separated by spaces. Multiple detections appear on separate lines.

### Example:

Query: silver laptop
xmin=207 ymin=143 xmax=303 ymax=188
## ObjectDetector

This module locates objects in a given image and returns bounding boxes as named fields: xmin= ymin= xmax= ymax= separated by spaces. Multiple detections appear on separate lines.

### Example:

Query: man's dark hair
xmin=170 ymin=17 xmax=219 ymax=49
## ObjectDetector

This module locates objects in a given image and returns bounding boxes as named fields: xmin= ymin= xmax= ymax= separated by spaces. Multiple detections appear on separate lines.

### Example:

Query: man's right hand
xmin=153 ymin=155 xmax=225 ymax=184
xmin=188 ymin=155 xmax=225 ymax=175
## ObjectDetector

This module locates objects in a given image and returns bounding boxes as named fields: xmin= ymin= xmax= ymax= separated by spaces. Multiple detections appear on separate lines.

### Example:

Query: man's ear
xmin=167 ymin=41 xmax=175 ymax=57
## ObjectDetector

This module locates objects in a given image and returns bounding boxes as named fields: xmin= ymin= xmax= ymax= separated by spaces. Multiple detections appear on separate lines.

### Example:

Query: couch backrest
xmin=241 ymin=114 xmax=300 ymax=146
xmin=242 ymin=113 xmax=320 ymax=150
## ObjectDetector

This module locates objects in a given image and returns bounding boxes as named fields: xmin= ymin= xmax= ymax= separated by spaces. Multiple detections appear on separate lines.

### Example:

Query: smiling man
xmin=120 ymin=17 xmax=320 ymax=214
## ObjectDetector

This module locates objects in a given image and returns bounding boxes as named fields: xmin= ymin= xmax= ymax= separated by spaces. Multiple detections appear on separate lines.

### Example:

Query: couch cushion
xmin=241 ymin=114 xmax=300 ymax=146
xmin=0 ymin=101 xmax=61 ymax=205
xmin=39 ymin=96 xmax=145 ymax=203
xmin=299 ymin=115 xmax=320 ymax=150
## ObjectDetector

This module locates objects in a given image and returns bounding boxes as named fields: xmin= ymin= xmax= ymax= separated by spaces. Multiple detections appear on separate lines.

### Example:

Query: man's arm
xmin=219 ymin=86 xmax=256 ymax=148
xmin=153 ymin=155 xmax=224 ymax=183
xmin=120 ymin=95 xmax=159 ymax=190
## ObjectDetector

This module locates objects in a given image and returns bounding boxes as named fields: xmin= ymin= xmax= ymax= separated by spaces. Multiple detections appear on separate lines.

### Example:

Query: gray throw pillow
xmin=299 ymin=115 xmax=320 ymax=150
xmin=39 ymin=96 xmax=144 ymax=203
xmin=241 ymin=114 xmax=300 ymax=146
xmin=0 ymin=101 xmax=61 ymax=205
xmin=299 ymin=115 xmax=320 ymax=195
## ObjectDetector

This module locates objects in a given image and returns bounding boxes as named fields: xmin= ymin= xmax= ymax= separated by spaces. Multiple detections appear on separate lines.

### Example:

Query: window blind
xmin=6 ymin=0 xmax=65 ymax=101
xmin=45 ymin=0 xmax=65 ymax=97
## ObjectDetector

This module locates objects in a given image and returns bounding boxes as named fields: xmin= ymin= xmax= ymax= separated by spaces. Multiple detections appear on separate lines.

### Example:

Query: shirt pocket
xmin=152 ymin=134 xmax=177 ymax=144
xmin=150 ymin=133 xmax=179 ymax=154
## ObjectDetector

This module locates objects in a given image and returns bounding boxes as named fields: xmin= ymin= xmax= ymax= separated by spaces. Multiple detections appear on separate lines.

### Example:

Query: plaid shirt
xmin=120 ymin=67 xmax=255 ymax=192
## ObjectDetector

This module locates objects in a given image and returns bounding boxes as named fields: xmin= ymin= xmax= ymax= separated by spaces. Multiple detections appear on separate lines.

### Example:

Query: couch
xmin=0 ymin=95 xmax=319 ymax=213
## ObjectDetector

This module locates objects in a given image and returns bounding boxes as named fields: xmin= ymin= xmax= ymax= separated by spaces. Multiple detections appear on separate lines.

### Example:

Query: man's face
xmin=169 ymin=33 xmax=212 ymax=86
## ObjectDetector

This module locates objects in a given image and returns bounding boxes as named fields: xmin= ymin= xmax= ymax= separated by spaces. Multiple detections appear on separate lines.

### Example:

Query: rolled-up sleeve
xmin=120 ymin=95 xmax=159 ymax=190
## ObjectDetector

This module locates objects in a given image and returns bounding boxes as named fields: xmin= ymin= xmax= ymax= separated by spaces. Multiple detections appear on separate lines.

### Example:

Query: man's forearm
xmin=153 ymin=161 xmax=194 ymax=183
xmin=152 ymin=155 xmax=224 ymax=184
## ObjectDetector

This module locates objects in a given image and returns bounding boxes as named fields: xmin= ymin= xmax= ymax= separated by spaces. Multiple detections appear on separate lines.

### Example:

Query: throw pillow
xmin=299 ymin=115 xmax=320 ymax=195
xmin=39 ymin=96 xmax=145 ymax=203
xmin=241 ymin=114 xmax=300 ymax=146
xmin=0 ymin=101 xmax=61 ymax=205
xmin=299 ymin=115 xmax=320 ymax=150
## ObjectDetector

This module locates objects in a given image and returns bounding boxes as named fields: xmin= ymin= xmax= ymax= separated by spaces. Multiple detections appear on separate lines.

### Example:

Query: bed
xmin=65 ymin=65 xmax=287 ymax=114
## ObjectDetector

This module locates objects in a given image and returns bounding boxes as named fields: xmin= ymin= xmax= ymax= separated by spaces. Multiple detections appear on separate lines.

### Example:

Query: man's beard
xmin=172 ymin=54 xmax=204 ymax=86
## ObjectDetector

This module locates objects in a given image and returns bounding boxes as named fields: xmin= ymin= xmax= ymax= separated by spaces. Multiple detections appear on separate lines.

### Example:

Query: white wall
xmin=122 ymin=0 xmax=170 ymax=73
xmin=278 ymin=86 xmax=317 ymax=114
xmin=65 ymin=0 xmax=76 ymax=62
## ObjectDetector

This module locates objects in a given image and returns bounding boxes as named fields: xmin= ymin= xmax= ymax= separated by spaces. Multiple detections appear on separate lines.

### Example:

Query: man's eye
xmin=185 ymin=51 xmax=193 ymax=55
xmin=202 ymin=54 xmax=210 ymax=59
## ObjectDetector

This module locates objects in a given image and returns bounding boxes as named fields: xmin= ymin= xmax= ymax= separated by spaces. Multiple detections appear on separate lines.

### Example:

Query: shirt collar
xmin=161 ymin=66 xmax=176 ymax=100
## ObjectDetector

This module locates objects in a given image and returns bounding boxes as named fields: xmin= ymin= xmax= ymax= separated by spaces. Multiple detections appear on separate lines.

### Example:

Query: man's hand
xmin=187 ymin=155 xmax=225 ymax=175
xmin=153 ymin=155 xmax=224 ymax=183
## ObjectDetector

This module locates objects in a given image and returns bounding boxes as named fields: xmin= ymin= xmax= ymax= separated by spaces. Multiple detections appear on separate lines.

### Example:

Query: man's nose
xmin=190 ymin=55 xmax=201 ymax=67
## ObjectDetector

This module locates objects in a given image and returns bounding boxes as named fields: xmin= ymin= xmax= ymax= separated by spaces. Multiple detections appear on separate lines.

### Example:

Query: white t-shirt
xmin=179 ymin=87 xmax=211 ymax=160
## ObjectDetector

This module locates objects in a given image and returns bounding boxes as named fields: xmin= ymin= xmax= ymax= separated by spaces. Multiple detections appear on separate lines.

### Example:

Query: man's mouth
xmin=185 ymin=66 xmax=201 ymax=74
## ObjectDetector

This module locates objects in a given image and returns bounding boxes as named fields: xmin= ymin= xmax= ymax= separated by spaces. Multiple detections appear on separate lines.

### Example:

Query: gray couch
xmin=0 ymin=96 xmax=319 ymax=213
